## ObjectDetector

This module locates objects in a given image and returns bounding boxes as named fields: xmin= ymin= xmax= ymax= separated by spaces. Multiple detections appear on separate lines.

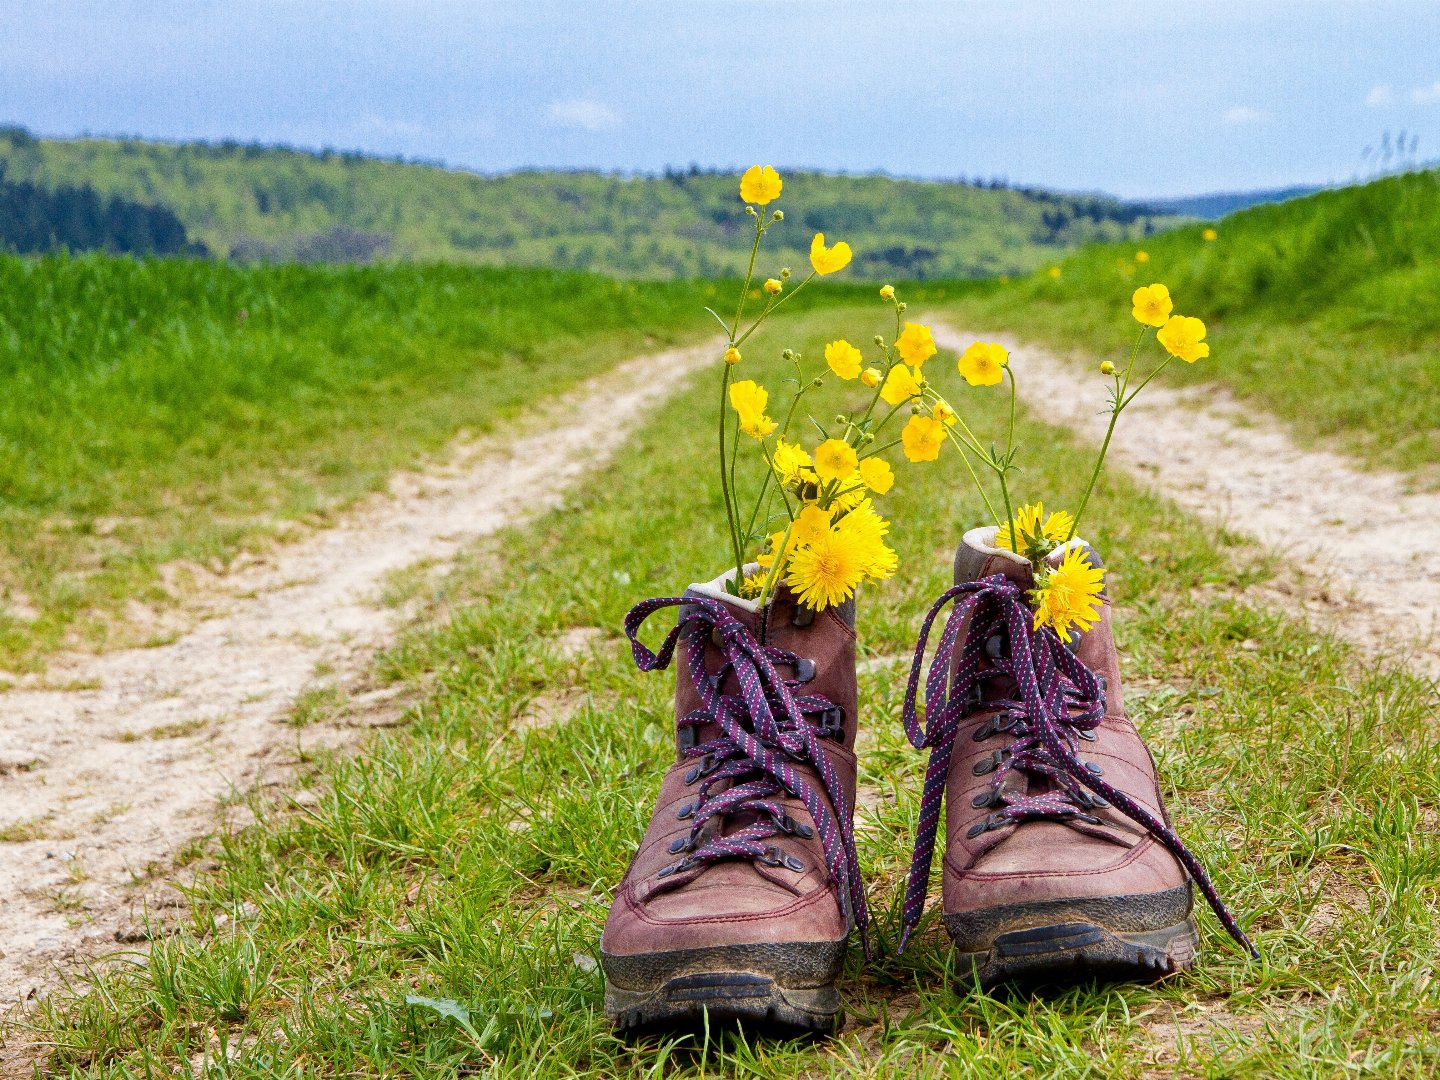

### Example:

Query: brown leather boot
xmin=897 ymin=528 xmax=1255 ymax=986
xmin=601 ymin=571 xmax=865 ymax=1037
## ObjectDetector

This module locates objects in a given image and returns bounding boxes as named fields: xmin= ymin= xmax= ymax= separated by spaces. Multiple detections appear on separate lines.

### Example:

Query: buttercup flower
xmin=1135 ymin=250 xmax=1150 ymax=263
xmin=858 ymin=456 xmax=894 ymax=494
xmin=860 ymin=366 xmax=882 ymax=388
xmin=792 ymin=503 xmax=832 ymax=546
xmin=814 ymin=438 xmax=859 ymax=483
xmin=786 ymin=525 xmax=868 ymax=610
xmin=880 ymin=363 xmax=923 ymax=405
xmin=901 ymin=414 xmax=946 ymax=462
xmin=809 ymin=233 xmax=853 ymax=275
xmin=740 ymin=165 xmax=782 ymax=205
xmin=1157 ymin=315 xmax=1210 ymax=363
xmin=1203 ymin=228 xmax=1218 ymax=241
xmin=995 ymin=502 xmax=1075 ymax=555
xmin=724 ymin=346 xmax=742 ymax=365
xmin=879 ymin=284 xmax=896 ymax=301
xmin=729 ymin=379 xmax=777 ymax=438
xmin=1030 ymin=546 xmax=1106 ymax=643
xmin=932 ymin=401 xmax=958 ymax=426
xmin=763 ymin=278 xmax=782 ymax=295
xmin=824 ymin=339 xmax=863 ymax=380
xmin=771 ymin=438 xmax=813 ymax=486
xmin=1131 ymin=283 xmax=1174 ymax=328
xmin=1099 ymin=360 xmax=1117 ymax=375
xmin=958 ymin=341 xmax=1008 ymax=387
xmin=896 ymin=322 xmax=937 ymax=367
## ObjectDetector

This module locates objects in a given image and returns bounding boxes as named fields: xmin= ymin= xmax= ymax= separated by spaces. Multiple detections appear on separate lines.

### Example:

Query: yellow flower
xmin=836 ymin=499 xmax=898 ymax=580
xmin=879 ymin=284 xmax=896 ymax=301
xmin=858 ymin=457 xmax=894 ymax=494
xmin=1135 ymin=250 xmax=1150 ymax=263
xmin=792 ymin=504 xmax=832 ymax=546
xmin=740 ymin=165 xmax=782 ymax=206
xmin=1030 ymin=546 xmax=1106 ymax=644
xmin=739 ymin=570 xmax=768 ymax=599
xmin=901 ymin=415 xmax=946 ymax=462
xmin=860 ymin=366 xmax=882 ymax=388
xmin=729 ymin=379 xmax=777 ymax=438
xmin=879 ymin=363 xmax=923 ymax=405
xmin=763 ymin=278 xmax=782 ymax=295
xmin=895 ymin=322 xmax=937 ymax=367
xmin=771 ymin=437 xmax=814 ymax=486
xmin=958 ymin=341 xmax=1008 ymax=387
xmin=1156 ymin=315 xmax=1210 ymax=363
xmin=824 ymin=339 xmax=863 ymax=380
xmin=1099 ymin=360 xmax=1117 ymax=375
xmin=1131 ymin=283 xmax=1174 ymax=328
xmin=1048 ymin=266 xmax=1062 ymax=279
xmin=932 ymin=400 xmax=958 ymax=426
xmin=814 ymin=438 xmax=859 ymax=483
xmin=724 ymin=346 xmax=742 ymax=365
xmin=809 ymin=232 xmax=852 ymax=275
xmin=1202 ymin=227 xmax=1218 ymax=241
xmin=994 ymin=502 xmax=1075 ymax=555
xmin=786 ymin=524 xmax=868 ymax=610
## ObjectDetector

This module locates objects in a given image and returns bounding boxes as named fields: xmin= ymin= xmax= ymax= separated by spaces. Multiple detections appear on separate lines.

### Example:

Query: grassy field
xmin=25 ymin=305 xmax=1439 ymax=1076
xmin=0 ymin=130 xmax=1179 ymax=278
xmin=0 ymin=255 xmax=743 ymax=670
xmin=947 ymin=167 xmax=1440 ymax=481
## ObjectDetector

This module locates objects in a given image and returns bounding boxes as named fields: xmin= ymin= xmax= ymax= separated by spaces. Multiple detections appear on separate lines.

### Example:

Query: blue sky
xmin=1 ymin=1 xmax=1437 ymax=198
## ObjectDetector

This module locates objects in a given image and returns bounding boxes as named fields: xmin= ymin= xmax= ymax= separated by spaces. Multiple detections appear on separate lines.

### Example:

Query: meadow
xmin=21 ymin=299 xmax=1440 ymax=1076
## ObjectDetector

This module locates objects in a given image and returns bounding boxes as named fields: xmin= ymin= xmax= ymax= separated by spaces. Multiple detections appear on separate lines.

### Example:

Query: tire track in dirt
xmin=0 ymin=338 xmax=719 ymax=1003
xmin=930 ymin=320 xmax=1440 ymax=682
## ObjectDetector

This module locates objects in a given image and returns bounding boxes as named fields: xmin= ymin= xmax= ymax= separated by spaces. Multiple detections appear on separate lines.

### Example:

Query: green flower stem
xmin=943 ymin=428 xmax=1002 ymax=523
xmin=757 ymin=518 xmax=793 ymax=608
xmin=733 ymin=272 xmax=816 ymax=349
xmin=718 ymin=365 xmax=746 ymax=583
xmin=1067 ymin=326 xmax=1151 ymax=542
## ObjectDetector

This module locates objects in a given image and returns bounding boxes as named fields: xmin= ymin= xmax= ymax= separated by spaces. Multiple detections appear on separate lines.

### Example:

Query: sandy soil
xmin=931 ymin=321 xmax=1440 ymax=680
xmin=0 ymin=339 xmax=717 ymax=1004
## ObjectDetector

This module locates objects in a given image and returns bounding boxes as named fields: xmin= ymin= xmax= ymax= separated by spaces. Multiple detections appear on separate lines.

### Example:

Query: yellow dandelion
xmin=739 ymin=165 xmax=783 ymax=206
xmin=901 ymin=414 xmax=946 ymax=462
xmin=739 ymin=570 xmax=768 ymax=599
xmin=1131 ymin=283 xmax=1174 ymax=328
xmin=896 ymin=322 xmax=937 ymax=367
xmin=958 ymin=341 xmax=1008 ymax=387
xmin=994 ymin=502 xmax=1075 ymax=555
xmin=1030 ymin=546 xmax=1106 ymax=643
xmin=879 ymin=363 xmax=923 ymax=406
xmin=836 ymin=499 xmax=898 ymax=580
xmin=824 ymin=339 xmax=863 ymax=380
xmin=1156 ymin=315 xmax=1210 ymax=363
xmin=786 ymin=525 xmax=868 ymax=610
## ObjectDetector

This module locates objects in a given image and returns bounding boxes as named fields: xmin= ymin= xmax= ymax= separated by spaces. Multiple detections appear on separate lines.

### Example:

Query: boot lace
xmin=897 ymin=574 xmax=1256 ymax=957
xmin=625 ymin=595 xmax=868 ymax=952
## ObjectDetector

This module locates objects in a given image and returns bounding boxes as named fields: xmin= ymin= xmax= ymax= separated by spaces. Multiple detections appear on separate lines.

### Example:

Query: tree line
xmin=0 ymin=166 xmax=204 ymax=257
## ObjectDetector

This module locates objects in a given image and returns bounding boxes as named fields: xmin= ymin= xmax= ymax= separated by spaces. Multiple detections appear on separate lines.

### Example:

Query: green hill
xmin=952 ymin=166 xmax=1440 ymax=477
xmin=0 ymin=127 xmax=1177 ymax=278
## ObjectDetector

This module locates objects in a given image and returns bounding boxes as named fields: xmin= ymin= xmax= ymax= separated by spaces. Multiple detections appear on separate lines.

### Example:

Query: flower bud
xmin=833 ymin=414 xmax=847 ymax=425
xmin=811 ymin=376 xmax=824 ymax=388
xmin=1099 ymin=360 xmax=1116 ymax=375
xmin=772 ymin=210 xmax=784 ymax=221
xmin=910 ymin=404 xmax=923 ymax=415
xmin=860 ymin=367 xmax=881 ymax=387
xmin=746 ymin=206 xmax=758 ymax=217
xmin=779 ymin=267 xmax=791 ymax=279
xmin=781 ymin=349 xmax=796 ymax=361
xmin=873 ymin=335 xmax=885 ymax=347
xmin=879 ymin=284 xmax=895 ymax=301
xmin=861 ymin=431 xmax=876 ymax=443
xmin=763 ymin=278 xmax=782 ymax=295
xmin=896 ymin=302 xmax=907 ymax=313
xmin=724 ymin=347 xmax=743 ymax=365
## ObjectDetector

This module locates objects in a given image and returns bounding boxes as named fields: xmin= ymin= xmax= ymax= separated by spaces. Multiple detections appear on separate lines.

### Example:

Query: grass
xmin=945 ymin=167 xmax=1440 ymax=482
xmin=0 ymin=255 xmax=736 ymax=669
xmin=21 ymin=305 xmax=1440 ymax=1077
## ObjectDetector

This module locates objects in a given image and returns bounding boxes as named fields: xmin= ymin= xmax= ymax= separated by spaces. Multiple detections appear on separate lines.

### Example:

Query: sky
xmin=1 ymin=1 xmax=1437 ymax=199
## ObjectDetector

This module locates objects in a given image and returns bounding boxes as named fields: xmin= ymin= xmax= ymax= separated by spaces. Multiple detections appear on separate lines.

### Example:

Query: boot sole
xmin=945 ymin=884 xmax=1198 ymax=987
xmin=601 ymin=940 xmax=845 ymax=1039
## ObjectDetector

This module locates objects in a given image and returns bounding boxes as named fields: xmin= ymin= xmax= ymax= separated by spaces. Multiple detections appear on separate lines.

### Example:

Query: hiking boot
xmin=600 ymin=570 xmax=866 ymax=1037
xmin=897 ymin=527 xmax=1255 ymax=986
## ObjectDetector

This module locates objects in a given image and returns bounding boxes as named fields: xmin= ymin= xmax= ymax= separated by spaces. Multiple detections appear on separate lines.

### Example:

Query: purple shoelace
xmin=625 ymin=595 xmax=869 ymax=953
xmin=897 ymin=574 xmax=1257 ymax=957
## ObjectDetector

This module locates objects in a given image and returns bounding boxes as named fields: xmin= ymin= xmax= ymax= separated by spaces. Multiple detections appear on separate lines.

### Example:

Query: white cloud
xmin=1411 ymin=80 xmax=1440 ymax=104
xmin=1366 ymin=84 xmax=1394 ymax=107
xmin=547 ymin=99 xmax=621 ymax=132
xmin=1223 ymin=105 xmax=1270 ymax=126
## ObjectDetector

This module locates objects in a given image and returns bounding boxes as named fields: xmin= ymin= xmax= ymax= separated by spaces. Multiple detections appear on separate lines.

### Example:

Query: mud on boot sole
xmin=950 ymin=917 xmax=1199 ymax=988
xmin=601 ymin=940 xmax=845 ymax=1039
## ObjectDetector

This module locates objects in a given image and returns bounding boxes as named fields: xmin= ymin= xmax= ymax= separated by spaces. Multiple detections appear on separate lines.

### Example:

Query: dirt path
xmin=0 ymin=339 xmax=718 ymax=1003
xmin=931 ymin=321 xmax=1440 ymax=681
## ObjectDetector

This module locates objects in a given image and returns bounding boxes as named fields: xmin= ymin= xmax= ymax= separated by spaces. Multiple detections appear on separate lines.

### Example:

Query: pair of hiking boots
xmin=601 ymin=527 xmax=1252 ymax=1037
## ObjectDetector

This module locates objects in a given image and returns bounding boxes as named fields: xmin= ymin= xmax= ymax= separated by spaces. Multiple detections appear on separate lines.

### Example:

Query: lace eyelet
xmin=793 ymin=657 xmax=817 ymax=684
xmin=677 ymin=801 xmax=695 ymax=819
xmin=668 ymin=836 xmax=690 ymax=854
